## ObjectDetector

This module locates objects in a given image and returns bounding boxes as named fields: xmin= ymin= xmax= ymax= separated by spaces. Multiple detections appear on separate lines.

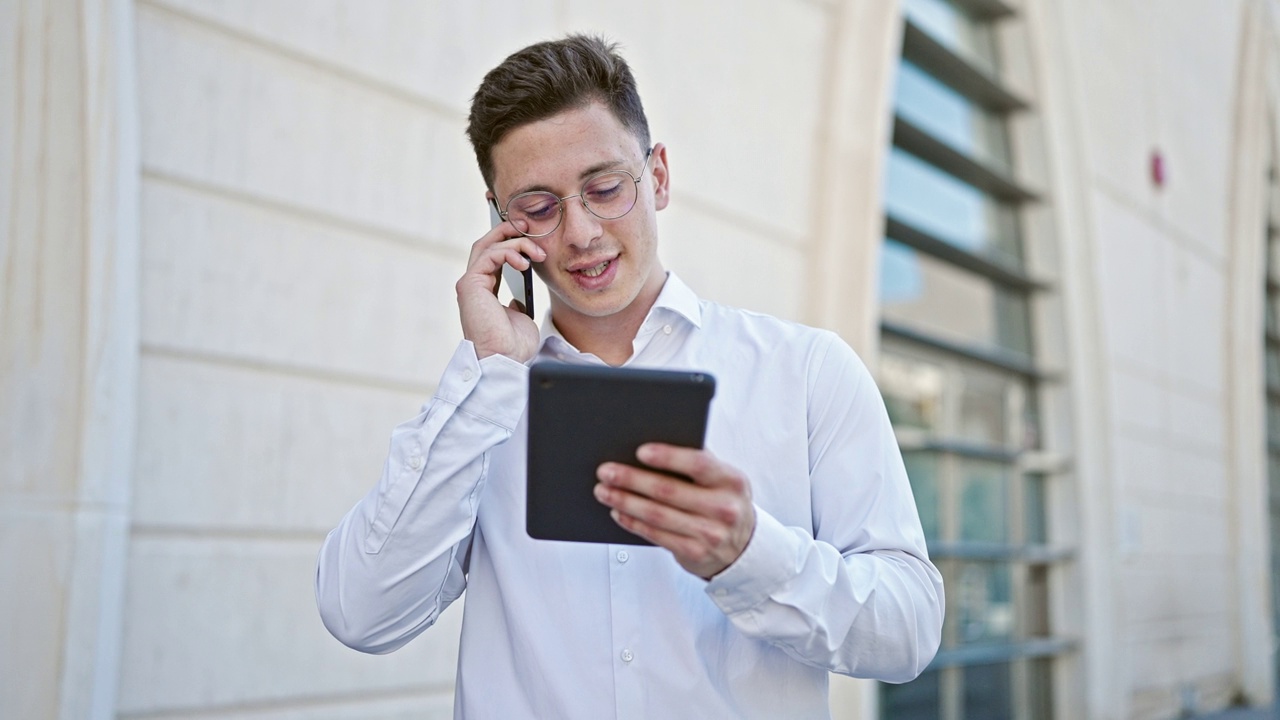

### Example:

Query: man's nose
xmin=559 ymin=196 xmax=603 ymax=250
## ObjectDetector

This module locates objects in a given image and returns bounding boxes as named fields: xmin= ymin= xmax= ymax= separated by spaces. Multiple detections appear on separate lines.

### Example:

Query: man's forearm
xmin=315 ymin=341 xmax=528 ymax=653
xmin=704 ymin=508 xmax=943 ymax=681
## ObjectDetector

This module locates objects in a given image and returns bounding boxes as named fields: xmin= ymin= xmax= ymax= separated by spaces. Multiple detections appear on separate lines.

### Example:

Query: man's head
xmin=467 ymin=34 xmax=651 ymax=190
xmin=467 ymin=35 xmax=670 ymax=350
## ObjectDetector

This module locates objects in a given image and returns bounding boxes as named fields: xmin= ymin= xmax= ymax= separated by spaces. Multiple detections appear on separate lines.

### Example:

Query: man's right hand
xmin=455 ymin=220 xmax=546 ymax=363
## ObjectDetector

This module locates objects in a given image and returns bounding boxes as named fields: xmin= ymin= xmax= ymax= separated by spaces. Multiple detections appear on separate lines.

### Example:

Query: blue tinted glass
xmin=959 ymin=459 xmax=1009 ymax=544
xmin=895 ymin=61 xmax=1010 ymax=169
xmin=903 ymin=0 xmax=997 ymax=73
xmin=885 ymin=148 xmax=1021 ymax=265
xmin=950 ymin=561 xmax=1013 ymax=645
xmin=1026 ymin=473 xmax=1048 ymax=545
xmin=902 ymin=451 xmax=940 ymax=542
xmin=964 ymin=663 xmax=1014 ymax=720
xmin=881 ymin=240 xmax=924 ymax=305
xmin=879 ymin=239 xmax=1032 ymax=358
xmin=881 ymin=669 xmax=940 ymax=720
xmin=879 ymin=348 xmax=945 ymax=435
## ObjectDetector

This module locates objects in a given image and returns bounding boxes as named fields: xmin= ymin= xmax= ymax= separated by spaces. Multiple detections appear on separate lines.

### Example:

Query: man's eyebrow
xmin=578 ymin=158 xmax=625 ymax=179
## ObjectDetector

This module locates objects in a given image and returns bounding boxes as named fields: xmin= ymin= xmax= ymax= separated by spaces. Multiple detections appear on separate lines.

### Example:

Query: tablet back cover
xmin=526 ymin=363 xmax=716 ymax=545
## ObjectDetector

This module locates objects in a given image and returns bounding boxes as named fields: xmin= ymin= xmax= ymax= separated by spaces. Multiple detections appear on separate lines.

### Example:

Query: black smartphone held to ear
xmin=490 ymin=200 xmax=535 ymax=319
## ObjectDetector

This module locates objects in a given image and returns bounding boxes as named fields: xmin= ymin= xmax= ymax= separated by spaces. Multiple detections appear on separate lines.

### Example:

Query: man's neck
xmin=549 ymin=272 xmax=668 ymax=367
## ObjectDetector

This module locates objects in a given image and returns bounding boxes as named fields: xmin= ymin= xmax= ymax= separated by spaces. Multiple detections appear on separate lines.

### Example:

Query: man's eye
xmin=585 ymin=179 xmax=624 ymax=202
xmin=513 ymin=196 xmax=558 ymax=219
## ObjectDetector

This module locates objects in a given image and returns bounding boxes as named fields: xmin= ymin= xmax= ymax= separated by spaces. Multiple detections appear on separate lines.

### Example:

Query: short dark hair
xmin=466 ymin=34 xmax=651 ymax=190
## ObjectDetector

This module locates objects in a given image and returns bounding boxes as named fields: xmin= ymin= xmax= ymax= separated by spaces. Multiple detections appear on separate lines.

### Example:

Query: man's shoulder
xmin=697 ymin=299 xmax=841 ymax=351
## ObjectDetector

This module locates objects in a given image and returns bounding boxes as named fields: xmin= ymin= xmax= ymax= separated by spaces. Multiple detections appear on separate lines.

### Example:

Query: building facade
xmin=3 ymin=0 xmax=1279 ymax=718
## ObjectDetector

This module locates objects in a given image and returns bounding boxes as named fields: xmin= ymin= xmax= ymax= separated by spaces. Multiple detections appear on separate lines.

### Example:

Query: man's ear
xmin=650 ymin=143 xmax=670 ymax=211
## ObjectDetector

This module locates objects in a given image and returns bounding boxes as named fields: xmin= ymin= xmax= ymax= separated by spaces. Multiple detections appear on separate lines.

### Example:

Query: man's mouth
xmin=578 ymin=260 xmax=611 ymax=278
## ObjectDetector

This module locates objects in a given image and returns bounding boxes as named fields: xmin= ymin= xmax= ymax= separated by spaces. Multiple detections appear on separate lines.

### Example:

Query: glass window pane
xmin=956 ymin=362 xmax=1030 ymax=448
xmin=1026 ymin=473 xmax=1048 ymax=545
xmin=959 ymin=459 xmax=1009 ymax=544
xmin=1269 ymin=235 xmax=1280 ymax=281
xmin=947 ymin=560 xmax=1014 ymax=645
xmin=881 ymin=669 xmax=941 ymax=720
xmin=904 ymin=451 xmax=941 ymax=542
xmin=903 ymin=0 xmax=998 ymax=73
xmin=1270 ymin=175 xmax=1280 ymax=227
xmin=962 ymin=662 xmax=1013 ymax=720
xmin=1029 ymin=658 xmax=1055 ymax=720
xmin=895 ymin=60 xmax=1011 ymax=170
xmin=1027 ymin=564 xmax=1050 ymax=637
xmin=1269 ymin=452 xmax=1280 ymax=508
xmin=881 ymin=340 xmax=1033 ymax=448
xmin=880 ymin=239 xmax=1032 ymax=358
xmin=885 ymin=148 xmax=1022 ymax=266
xmin=1267 ymin=344 xmax=1280 ymax=389
xmin=1269 ymin=401 xmax=1280 ymax=446
xmin=1022 ymin=387 xmax=1043 ymax=451
xmin=879 ymin=347 xmax=946 ymax=434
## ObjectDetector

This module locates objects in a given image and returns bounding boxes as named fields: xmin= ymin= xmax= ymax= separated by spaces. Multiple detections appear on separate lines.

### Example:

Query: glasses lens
xmin=582 ymin=172 xmax=638 ymax=220
xmin=507 ymin=192 xmax=562 ymax=236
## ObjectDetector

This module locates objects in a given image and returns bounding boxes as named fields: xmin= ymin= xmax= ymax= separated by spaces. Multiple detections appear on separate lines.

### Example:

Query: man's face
xmin=488 ymin=102 xmax=669 ymax=326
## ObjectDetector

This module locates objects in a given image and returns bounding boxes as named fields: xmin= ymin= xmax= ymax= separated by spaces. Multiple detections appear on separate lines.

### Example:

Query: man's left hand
xmin=594 ymin=443 xmax=756 ymax=579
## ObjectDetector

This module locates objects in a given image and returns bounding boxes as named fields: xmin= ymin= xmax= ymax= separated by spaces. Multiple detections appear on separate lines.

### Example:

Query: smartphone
xmin=490 ymin=200 xmax=535 ymax=319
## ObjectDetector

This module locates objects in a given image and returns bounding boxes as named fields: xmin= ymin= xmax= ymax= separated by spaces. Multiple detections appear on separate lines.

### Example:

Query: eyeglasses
xmin=498 ymin=148 xmax=654 ymax=238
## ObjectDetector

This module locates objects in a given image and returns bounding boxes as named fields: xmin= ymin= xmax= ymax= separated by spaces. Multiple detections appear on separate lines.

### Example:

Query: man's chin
xmin=549 ymin=288 xmax=634 ymax=320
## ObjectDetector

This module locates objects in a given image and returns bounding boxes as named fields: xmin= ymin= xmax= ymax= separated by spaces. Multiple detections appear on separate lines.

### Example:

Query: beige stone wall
xmin=114 ymin=0 xmax=894 ymax=718
xmin=1028 ymin=0 xmax=1279 ymax=716
xmin=3 ymin=0 xmax=1277 ymax=718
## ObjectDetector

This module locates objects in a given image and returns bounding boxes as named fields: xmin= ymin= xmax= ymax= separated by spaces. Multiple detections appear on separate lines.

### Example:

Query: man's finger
xmin=610 ymin=509 xmax=705 ymax=555
xmin=597 ymin=462 xmax=748 ymax=530
xmin=598 ymin=462 xmax=700 ymax=510
xmin=594 ymin=482 xmax=710 ymax=540
xmin=636 ymin=444 xmax=742 ymax=490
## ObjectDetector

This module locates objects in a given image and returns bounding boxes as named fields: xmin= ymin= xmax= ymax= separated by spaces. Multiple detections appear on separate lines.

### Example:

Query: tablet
xmin=526 ymin=362 xmax=717 ymax=545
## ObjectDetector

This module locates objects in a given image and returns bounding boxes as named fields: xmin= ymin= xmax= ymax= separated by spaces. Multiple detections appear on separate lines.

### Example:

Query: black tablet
xmin=526 ymin=362 xmax=717 ymax=545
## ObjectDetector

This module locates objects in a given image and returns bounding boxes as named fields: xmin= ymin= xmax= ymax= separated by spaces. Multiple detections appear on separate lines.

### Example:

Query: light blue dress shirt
xmin=316 ymin=273 xmax=943 ymax=719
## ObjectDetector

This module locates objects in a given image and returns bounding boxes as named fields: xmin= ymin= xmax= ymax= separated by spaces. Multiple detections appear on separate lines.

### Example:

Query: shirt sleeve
xmin=315 ymin=340 xmax=528 ymax=654
xmin=704 ymin=333 xmax=944 ymax=683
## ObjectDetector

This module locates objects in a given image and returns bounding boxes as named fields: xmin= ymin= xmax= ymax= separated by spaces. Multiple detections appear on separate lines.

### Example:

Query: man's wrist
xmin=704 ymin=508 xmax=798 ymax=613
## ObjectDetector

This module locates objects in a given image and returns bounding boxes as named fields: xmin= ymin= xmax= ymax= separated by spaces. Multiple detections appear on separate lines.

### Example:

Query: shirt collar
xmin=536 ymin=271 xmax=703 ymax=356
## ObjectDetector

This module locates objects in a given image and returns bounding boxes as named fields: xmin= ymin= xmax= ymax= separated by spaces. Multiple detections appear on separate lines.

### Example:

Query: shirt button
xmin=620 ymin=649 xmax=634 ymax=663
xmin=662 ymin=324 xmax=673 ymax=335
xmin=714 ymin=588 xmax=728 ymax=598
xmin=616 ymin=550 xmax=629 ymax=563
xmin=461 ymin=368 xmax=474 ymax=382
xmin=409 ymin=456 xmax=423 ymax=471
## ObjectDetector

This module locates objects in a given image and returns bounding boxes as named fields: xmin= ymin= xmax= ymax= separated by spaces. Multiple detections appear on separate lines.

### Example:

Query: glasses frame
xmin=498 ymin=147 xmax=655 ymax=239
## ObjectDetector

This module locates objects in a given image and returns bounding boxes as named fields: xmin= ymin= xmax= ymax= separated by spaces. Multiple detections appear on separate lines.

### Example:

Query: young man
xmin=317 ymin=35 xmax=943 ymax=719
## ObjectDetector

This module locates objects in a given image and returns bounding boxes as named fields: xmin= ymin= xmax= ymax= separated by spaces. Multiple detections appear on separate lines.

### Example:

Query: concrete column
xmin=0 ymin=0 xmax=140 ymax=718
xmin=1020 ymin=0 xmax=1122 ymax=715
xmin=804 ymin=0 xmax=902 ymax=364
xmin=814 ymin=2 xmax=903 ymax=716
xmin=1225 ymin=0 xmax=1280 ymax=705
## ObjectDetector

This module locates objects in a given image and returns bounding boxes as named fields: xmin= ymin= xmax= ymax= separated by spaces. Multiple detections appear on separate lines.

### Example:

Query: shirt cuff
xmin=435 ymin=340 xmax=529 ymax=431
xmin=704 ymin=506 xmax=802 ymax=614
